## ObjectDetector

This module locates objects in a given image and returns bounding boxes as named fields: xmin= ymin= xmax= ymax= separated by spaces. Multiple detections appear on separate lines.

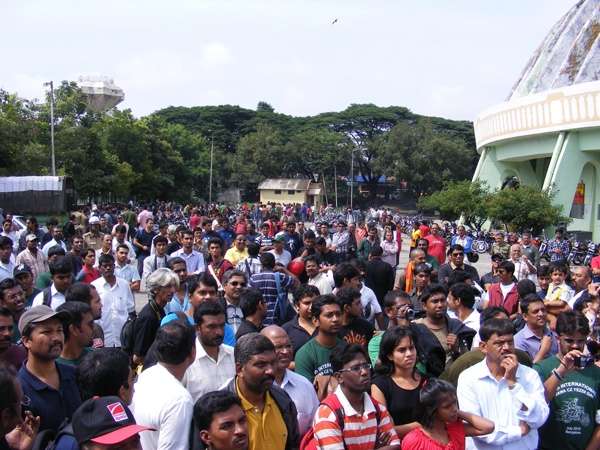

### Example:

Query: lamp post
xmin=350 ymin=148 xmax=355 ymax=211
xmin=43 ymin=81 xmax=56 ymax=176
xmin=208 ymin=129 xmax=214 ymax=205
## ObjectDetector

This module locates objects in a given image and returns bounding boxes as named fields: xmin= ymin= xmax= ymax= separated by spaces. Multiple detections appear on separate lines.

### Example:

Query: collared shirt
xmin=448 ymin=309 xmax=481 ymax=349
xmin=32 ymin=284 xmax=66 ymax=310
xmin=112 ymin=238 xmax=136 ymax=261
xmin=308 ymin=272 xmax=333 ymax=295
xmin=16 ymin=248 xmax=48 ymax=283
xmin=275 ymin=369 xmax=319 ymax=437
xmin=82 ymin=232 xmax=104 ymax=251
xmin=165 ymin=284 xmax=189 ymax=314
xmin=224 ymin=298 xmax=243 ymax=333
xmin=92 ymin=277 xmax=135 ymax=347
xmin=548 ymin=238 xmax=570 ymax=261
xmin=17 ymin=361 xmax=82 ymax=432
xmin=41 ymin=239 xmax=67 ymax=257
xmin=0 ymin=260 xmax=15 ymax=282
xmin=313 ymin=387 xmax=399 ymax=450
xmin=183 ymin=340 xmax=235 ymax=403
xmin=248 ymin=270 xmax=295 ymax=325
xmin=457 ymin=359 xmax=549 ymax=450
xmin=131 ymin=363 xmax=193 ymax=450
xmin=514 ymin=325 xmax=559 ymax=361
xmin=172 ymin=248 xmax=205 ymax=274
xmin=512 ymin=259 xmax=533 ymax=281
xmin=236 ymin=378 xmax=288 ymax=450
xmin=333 ymin=230 xmax=350 ymax=254
xmin=114 ymin=262 xmax=141 ymax=283
xmin=224 ymin=247 xmax=249 ymax=266
xmin=235 ymin=256 xmax=262 ymax=276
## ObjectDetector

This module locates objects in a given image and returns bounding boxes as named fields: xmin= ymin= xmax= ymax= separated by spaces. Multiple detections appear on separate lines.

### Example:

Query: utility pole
xmin=43 ymin=81 xmax=56 ymax=176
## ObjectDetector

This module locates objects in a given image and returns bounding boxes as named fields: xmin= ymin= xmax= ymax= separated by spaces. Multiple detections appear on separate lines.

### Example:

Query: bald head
xmin=510 ymin=244 xmax=521 ymax=260
xmin=411 ymin=249 xmax=426 ymax=266
xmin=261 ymin=326 xmax=292 ymax=372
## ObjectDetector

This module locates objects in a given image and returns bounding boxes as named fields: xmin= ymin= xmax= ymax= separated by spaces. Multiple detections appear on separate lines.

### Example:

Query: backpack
xmin=42 ymin=287 xmax=52 ymax=307
xmin=31 ymin=419 xmax=73 ymax=450
xmin=300 ymin=393 xmax=381 ymax=450
xmin=120 ymin=314 xmax=137 ymax=357
xmin=273 ymin=272 xmax=295 ymax=325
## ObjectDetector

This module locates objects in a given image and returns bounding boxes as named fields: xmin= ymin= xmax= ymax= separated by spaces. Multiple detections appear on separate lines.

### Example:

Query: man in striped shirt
xmin=312 ymin=342 xmax=400 ymax=450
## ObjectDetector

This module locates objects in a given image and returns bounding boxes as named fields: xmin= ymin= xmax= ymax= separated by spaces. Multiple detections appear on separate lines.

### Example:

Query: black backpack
xmin=31 ymin=420 xmax=73 ymax=450
xmin=120 ymin=315 xmax=137 ymax=357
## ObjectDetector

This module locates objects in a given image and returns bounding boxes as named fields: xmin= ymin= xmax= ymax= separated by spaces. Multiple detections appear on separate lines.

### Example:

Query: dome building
xmin=473 ymin=0 xmax=600 ymax=239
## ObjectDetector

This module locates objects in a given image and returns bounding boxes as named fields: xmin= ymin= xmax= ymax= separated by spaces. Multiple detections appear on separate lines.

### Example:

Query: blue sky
xmin=2 ymin=0 xmax=571 ymax=121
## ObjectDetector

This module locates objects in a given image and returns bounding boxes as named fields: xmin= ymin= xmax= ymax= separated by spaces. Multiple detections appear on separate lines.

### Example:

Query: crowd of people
xmin=1 ymin=202 xmax=600 ymax=450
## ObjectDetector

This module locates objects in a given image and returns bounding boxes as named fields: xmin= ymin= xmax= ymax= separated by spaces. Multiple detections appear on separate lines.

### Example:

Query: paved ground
xmin=132 ymin=229 xmax=493 ymax=313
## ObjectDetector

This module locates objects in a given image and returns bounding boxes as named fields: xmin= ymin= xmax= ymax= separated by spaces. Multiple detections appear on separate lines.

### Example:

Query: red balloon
xmin=289 ymin=258 xmax=305 ymax=276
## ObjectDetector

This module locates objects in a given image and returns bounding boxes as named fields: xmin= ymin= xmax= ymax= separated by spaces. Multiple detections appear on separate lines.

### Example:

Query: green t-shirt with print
xmin=295 ymin=338 xmax=344 ymax=383
xmin=534 ymin=355 xmax=600 ymax=450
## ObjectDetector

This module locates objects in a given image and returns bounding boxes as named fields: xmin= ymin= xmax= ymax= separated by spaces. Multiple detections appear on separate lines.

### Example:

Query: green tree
xmin=229 ymin=123 xmax=285 ymax=185
xmin=257 ymin=101 xmax=275 ymax=113
xmin=418 ymin=180 xmax=491 ymax=229
xmin=487 ymin=184 xmax=571 ymax=234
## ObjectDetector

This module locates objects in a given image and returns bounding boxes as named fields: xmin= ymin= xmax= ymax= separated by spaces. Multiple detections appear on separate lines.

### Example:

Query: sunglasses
xmin=229 ymin=281 xmax=247 ymax=287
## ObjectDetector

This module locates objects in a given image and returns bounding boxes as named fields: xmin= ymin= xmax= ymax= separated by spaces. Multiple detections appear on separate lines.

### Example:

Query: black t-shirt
xmin=371 ymin=373 xmax=436 ymax=426
xmin=282 ymin=315 xmax=317 ymax=356
xmin=133 ymin=301 xmax=165 ymax=357
xmin=166 ymin=241 xmax=181 ymax=256
xmin=338 ymin=317 xmax=374 ymax=348
xmin=134 ymin=229 xmax=157 ymax=257
xmin=317 ymin=250 xmax=337 ymax=267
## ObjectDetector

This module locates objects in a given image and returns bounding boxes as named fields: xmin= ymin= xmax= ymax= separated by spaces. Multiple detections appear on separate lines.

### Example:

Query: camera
xmin=574 ymin=355 xmax=595 ymax=368
xmin=406 ymin=307 xmax=427 ymax=321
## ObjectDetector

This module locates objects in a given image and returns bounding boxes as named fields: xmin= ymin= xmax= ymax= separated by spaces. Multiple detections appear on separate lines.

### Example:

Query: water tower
xmin=77 ymin=76 xmax=125 ymax=111
xmin=472 ymin=0 xmax=600 ymax=240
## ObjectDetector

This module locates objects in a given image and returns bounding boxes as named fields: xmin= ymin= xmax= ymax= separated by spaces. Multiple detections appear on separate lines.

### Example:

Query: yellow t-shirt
xmin=410 ymin=229 xmax=422 ymax=248
xmin=236 ymin=379 xmax=287 ymax=450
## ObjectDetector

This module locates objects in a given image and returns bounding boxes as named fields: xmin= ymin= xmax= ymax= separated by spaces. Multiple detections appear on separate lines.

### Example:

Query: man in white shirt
xmin=305 ymin=255 xmax=332 ymax=295
xmin=0 ymin=236 xmax=15 ymax=282
xmin=131 ymin=316 xmax=195 ymax=450
xmin=269 ymin=235 xmax=292 ymax=269
xmin=114 ymin=244 xmax=141 ymax=292
xmin=92 ymin=253 xmax=135 ymax=347
xmin=112 ymin=225 xmax=136 ymax=262
xmin=173 ymin=230 xmax=205 ymax=278
xmin=447 ymin=282 xmax=480 ymax=349
xmin=457 ymin=318 xmax=549 ymax=450
xmin=41 ymin=226 xmax=67 ymax=257
xmin=509 ymin=244 xmax=537 ymax=282
xmin=182 ymin=301 xmax=235 ymax=403
xmin=32 ymin=256 xmax=73 ymax=310
xmin=1 ymin=219 xmax=18 ymax=255
xmin=261 ymin=326 xmax=319 ymax=437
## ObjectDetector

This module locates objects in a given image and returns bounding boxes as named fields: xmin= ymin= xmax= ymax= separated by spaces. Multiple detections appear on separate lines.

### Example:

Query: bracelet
xmin=552 ymin=369 xmax=564 ymax=381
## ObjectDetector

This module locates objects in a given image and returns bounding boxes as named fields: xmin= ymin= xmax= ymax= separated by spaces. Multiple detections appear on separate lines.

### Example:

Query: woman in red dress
xmin=402 ymin=379 xmax=494 ymax=450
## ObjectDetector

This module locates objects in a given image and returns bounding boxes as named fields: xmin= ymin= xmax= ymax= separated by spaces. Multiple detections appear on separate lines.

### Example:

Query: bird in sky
xmin=332 ymin=19 xmax=338 ymax=25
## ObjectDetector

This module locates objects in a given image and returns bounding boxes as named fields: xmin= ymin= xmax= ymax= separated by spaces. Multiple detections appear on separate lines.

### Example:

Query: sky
xmin=2 ymin=0 xmax=573 ymax=122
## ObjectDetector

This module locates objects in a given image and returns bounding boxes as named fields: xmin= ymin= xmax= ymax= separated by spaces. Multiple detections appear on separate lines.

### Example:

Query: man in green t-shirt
xmin=121 ymin=205 xmax=137 ymax=240
xmin=417 ymin=238 xmax=440 ymax=270
xmin=533 ymin=309 xmax=600 ymax=450
xmin=295 ymin=295 xmax=343 ymax=383
xmin=55 ymin=301 xmax=96 ymax=367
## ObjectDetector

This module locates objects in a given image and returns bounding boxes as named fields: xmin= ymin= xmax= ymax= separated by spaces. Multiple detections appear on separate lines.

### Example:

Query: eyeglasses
xmin=6 ymin=292 xmax=25 ymax=301
xmin=560 ymin=337 xmax=587 ymax=345
xmin=274 ymin=344 xmax=293 ymax=352
xmin=229 ymin=281 xmax=247 ymax=287
xmin=338 ymin=363 xmax=372 ymax=374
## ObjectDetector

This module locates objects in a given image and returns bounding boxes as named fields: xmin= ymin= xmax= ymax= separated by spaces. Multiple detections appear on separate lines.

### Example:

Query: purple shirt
xmin=514 ymin=325 xmax=559 ymax=361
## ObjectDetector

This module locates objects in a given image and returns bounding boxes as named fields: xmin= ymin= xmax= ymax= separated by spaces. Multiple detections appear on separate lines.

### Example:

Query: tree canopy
xmin=1 ymin=82 xmax=478 ymax=203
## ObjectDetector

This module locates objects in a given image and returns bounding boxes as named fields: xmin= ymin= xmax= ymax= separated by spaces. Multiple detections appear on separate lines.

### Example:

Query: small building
xmin=257 ymin=179 xmax=325 ymax=207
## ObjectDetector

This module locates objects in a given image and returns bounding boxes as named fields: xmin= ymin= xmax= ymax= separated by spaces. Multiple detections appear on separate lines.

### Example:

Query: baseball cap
xmin=13 ymin=264 xmax=33 ymax=277
xmin=491 ymin=253 xmax=505 ymax=261
xmin=273 ymin=235 xmax=285 ymax=242
xmin=25 ymin=234 xmax=39 ymax=242
xmin=72 ymin=396 xmax=154 ymax=445
xmin=18 ymin=305 xmax=72 ymax=335
xmin=89 ymin=216 xmax=100 ymax=225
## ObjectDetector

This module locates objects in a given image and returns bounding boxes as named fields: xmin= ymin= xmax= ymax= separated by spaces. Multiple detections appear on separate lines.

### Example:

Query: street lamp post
xmin=208 ymin=129 xmax=214 ymax=205
xmin=350 ymin=148 xmax=355 ymax=211
xmin=43 ymin=81 xmax=56 ymax=176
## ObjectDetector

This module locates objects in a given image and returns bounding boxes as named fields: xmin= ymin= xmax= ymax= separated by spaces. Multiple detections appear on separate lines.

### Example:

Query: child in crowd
xmin=544 ymin=261 xmax=573 ymax=330
xmin=402 ymin=379 xmax=494 ymax=450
